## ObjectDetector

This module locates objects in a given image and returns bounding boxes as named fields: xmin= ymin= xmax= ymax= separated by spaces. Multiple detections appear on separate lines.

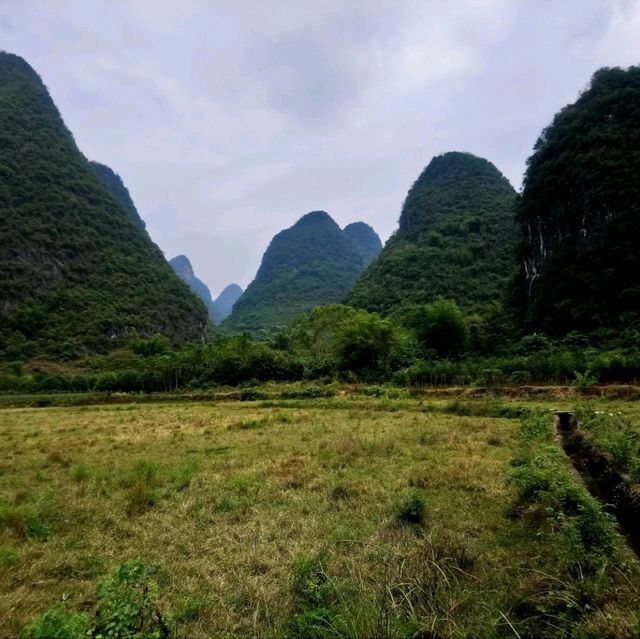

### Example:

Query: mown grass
xmin=0 ymin=396 xmax=638 ymax=637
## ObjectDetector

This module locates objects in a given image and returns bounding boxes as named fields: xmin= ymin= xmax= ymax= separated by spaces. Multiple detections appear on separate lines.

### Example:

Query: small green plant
xmin=520 ymin=413 xmax=553 ymax=443
xmin=71 ymin=462 xmax=90 ymax=483
xmin=22 ymin=560 xmax=167 ymax=639
xmin=288 ymin=555 xmax=336 ymax=639
xmin=0 ymin=544 xmax=19 ymax=567
xmin=573 ymin=370 xmax=598 ymax=393
xmin=397 ymin=490 xmax=428 ymax=525
xmin=0 ymin=499 xmax=56 ymax=541
xmin=168 ymin=461 xmax=198 ymax=491
xmin=20 ymin=604 xmax=92 ymax=639
xmin=94 ymin=560 xmax=168 ymax=638
xmin=170 ymin=595 xmax=209 ymax=624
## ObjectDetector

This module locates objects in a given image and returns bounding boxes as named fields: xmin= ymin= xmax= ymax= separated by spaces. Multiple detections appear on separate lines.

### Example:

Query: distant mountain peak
xmin=169 ymin=255 xmax=194 ymax=277
xmin=295 ymin=210 xmax=335 ymax=226
xmin=343 ymin=222 xmax=382 ymax=266
xmin=211 ymin=283 xmax=243 ymax=323
xmin=169 ymin=255 xmax=216 ymax=320
xmin=224 ymin=211 xmax=378 ymax=333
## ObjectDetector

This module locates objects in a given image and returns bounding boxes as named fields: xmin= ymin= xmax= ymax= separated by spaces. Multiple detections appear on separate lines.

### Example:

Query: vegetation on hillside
xmin=343 ymin=221 xmax=383 ymax=266
xmin=211 ymin=283 xmax=243 ymax=323
xmin=0 ymin=52 xmax=208 ymax=361
xmin=223 ymin=211 xmax=381 ymax=334
xmin=515 ymin=66 xmax=640 ymax=335
xmin=346 ymin=152 xmax=518 ymax=316
xmin=169 ymin=255 xmax=216 ymax=320
xmin=90 ymin=161 xmax=146 ymax=231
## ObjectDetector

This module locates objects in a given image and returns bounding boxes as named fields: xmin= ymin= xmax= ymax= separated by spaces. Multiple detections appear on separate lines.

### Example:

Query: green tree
xmin=408 ymin=299 xmax=468 ymax=358
xmin=333 ymin=310 xmax=395 ymax=372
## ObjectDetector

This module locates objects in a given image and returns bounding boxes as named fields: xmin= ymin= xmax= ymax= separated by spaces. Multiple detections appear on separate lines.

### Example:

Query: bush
xmin=397 ymin=490 xmax=428 ymax=525
xmin=333 ymin=310 xmax=395 ymax=373
xmin=21 ymin=561 xmax=167 ymax=639
xmin=94 ymin=560 xmax=167 ymax=638
xmin=407 ymin=299 xmax=468 ymax=358
xmin=573 ymin=370 xmax=598 ymax=393
xmin=20 ymin=604 xmax=92 ymax=639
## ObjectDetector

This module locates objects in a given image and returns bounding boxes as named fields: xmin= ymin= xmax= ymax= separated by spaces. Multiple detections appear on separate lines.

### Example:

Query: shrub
xmin=573 ymin=370 xmax=598 ymax=393
xmin=20 ymin=604 xmax=92 ymax=639
xmin=21 ymin=561 xmax=167 ymax=639
xmin=408 ymin=299 xmax=468 ymax=358
xmin=0 ymin=544 xmax=19 ymax=567
xmin=94 ymin=560 xmax=167 ymax=638
xmin=397 ymin=490 xmax=428 ymax=525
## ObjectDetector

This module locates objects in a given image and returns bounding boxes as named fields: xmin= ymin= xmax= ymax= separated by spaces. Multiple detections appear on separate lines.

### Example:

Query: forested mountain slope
xmin=345 ymin=152 xmax=518 ymax=315
xmin=211 ymin=283 xmax=243 ymax=323
xmin=90 ymin=161 xmax=146 ymax=231
xmin=514 ymin=66 xmax=640 ymax=334
xmin=224 ymin=211 xmax=380 ymax=333
xmin=0 ymin=52 xmax=208 ymax=359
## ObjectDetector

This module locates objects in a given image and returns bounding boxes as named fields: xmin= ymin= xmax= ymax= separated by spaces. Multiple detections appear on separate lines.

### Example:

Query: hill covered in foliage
xmin=345 ymin=152 xmax=518 ymax=315
xmin=343 ymin=222 xmax=383 ymax=266
xmin=223 ymin=211 xmax=381 ymax=333
xmin=211 ymin=283 xmax=243 ymax=323
xmin=0 ymin=52 xmax=208 ymax=360
xmin=90 ymin=161 xmax=146 ymax=231
xmin=169 ymin=255 xmax=217 ymax=319
xmin=514 ymin=66 xmax=640 ymax=335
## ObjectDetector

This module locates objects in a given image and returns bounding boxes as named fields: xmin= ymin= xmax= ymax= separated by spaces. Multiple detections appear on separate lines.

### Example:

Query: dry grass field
xmin=1 ymin=395 xmax=639 ymax=637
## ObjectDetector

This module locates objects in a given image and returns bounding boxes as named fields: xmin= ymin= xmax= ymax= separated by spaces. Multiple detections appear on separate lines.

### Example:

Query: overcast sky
xmin=2 ymin=1 xmax=640 ymax=295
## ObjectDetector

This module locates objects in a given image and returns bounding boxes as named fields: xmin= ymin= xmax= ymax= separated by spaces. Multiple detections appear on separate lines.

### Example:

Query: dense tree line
xmin=3 ymin=301 xmax=640 ymax=393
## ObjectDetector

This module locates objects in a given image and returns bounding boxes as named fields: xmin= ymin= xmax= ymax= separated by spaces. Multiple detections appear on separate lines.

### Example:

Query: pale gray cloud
xmin=1 ymin=0 xmax=639 ymax=295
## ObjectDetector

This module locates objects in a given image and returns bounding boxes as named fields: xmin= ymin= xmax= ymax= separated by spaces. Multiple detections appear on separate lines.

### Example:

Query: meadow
xmin=1 ymin=392 xmax=639 ymax=638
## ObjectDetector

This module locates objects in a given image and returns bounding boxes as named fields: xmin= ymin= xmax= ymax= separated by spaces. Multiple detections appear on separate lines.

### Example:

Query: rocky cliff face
xmin=516 ymin=66 xmax=640 ymax=333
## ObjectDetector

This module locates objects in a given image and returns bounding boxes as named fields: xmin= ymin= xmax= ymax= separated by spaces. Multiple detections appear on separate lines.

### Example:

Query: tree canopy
xmin=515 ymin=66 xmax=640 ymax=334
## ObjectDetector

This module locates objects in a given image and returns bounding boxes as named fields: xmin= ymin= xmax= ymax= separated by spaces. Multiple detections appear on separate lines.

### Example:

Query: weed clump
xmin=20 ymin=603 xmax=92 ymax=639
xmin=0 ymin=498 xmax=57 ymax=541
xmin=123 ymin=460 xmax=161 ymax=515
xmin=0 ymin=544 xmax=19 ymax=567
xmin=288 ymin=555 xmax=336 ymax=638
xmin=21 ymin=560 xmax=168 ymax=639
xmin=397 ymin=490 xmax=428 ymax=525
